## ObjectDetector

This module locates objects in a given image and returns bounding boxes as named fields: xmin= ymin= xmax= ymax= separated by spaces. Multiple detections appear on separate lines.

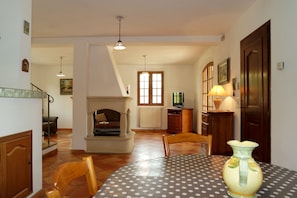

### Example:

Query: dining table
xmin=95 ymin=154 xmax=297 ymax=197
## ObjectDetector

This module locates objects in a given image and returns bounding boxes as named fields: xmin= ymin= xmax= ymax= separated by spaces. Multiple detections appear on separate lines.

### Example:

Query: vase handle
xmin=239 ymin=158 xmax=248 ymax=187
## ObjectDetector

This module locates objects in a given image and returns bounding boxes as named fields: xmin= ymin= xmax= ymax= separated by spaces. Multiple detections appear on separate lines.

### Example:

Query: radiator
xmin=139 ymin=108 xmax=162 ymax=128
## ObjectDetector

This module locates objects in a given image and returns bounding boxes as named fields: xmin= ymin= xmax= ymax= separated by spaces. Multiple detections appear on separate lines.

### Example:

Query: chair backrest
xmin=162 ymin=133 xmax=212 ymax=157
xmin=45 ymin=156 xmax=98 ymax=198
xmin=45 ymin=188 xmax=61 ymax=198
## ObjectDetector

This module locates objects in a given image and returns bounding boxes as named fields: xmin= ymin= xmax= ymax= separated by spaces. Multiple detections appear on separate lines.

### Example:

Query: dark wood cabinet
xmin=167 ymin=108 xmax=193 ymax=133
xmin=0 ymin=131 xmax=32 ymax=198
xmin=202 ymin=111 xmax=234 ymax=155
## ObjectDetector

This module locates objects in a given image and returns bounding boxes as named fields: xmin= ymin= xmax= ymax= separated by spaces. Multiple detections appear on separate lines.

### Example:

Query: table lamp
xmin=208 ymin=85 xmax=227 ymax=111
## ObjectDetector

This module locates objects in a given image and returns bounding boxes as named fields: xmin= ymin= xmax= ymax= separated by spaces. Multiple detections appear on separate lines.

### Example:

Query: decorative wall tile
xmin=0 ymin=87 xmax=46 ymax=98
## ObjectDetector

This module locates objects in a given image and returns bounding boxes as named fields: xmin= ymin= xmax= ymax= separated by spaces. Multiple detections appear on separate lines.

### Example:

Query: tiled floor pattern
xmin=42 ymin=130 xmax=201 ymax=198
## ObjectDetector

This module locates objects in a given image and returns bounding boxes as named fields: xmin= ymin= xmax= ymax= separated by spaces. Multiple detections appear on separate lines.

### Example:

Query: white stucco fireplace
xmin=85 ymin=96 xmax=135 ymax=153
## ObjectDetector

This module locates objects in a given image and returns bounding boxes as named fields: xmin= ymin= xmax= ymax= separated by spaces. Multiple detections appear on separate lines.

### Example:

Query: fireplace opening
xmin=93 ymin=109 xmax=120 ymax=136
xmin=86 ymin=96 xmax=134 ymax=153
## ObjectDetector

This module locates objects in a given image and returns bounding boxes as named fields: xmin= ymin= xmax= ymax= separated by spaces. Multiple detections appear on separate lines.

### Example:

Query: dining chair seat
xmin=162 ymin=132 xmax=212 ymax=157
xmin=45 ymin=156 xmax=98 ymax=198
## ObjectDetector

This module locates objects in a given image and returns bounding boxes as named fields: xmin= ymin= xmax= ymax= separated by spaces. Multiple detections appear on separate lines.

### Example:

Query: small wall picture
xmin=23 ymin=20 xmax=30 ymax=35
xmin=60 ymin=79 xmax=73 ymax=95
xmin=22 ymin=59 xmax=29 ymax=72
xmin=218 ymin=58 xmax=230 ymax=85
xmin=232 ymin=77 xmax=239 ymax=96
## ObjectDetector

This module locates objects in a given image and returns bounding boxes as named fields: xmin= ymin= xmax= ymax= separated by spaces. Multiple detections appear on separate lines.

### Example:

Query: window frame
xmin=137 ymin=71 xmax=164 ymax=106
xmin=202 ymin=62 xmax=214 ymax=112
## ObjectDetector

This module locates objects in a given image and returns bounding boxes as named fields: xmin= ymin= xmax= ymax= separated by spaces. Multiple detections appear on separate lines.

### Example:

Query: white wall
xmin=118 ymin=63 xmax=195 ymax=130
xmin=0 ymin=98 xmax=43 ymax=196
xmin=31 ymin=63 xmax=73 ymax=128
xmin=0 ymin=0 xmax=44 ymax=195
xmin=71 ymin=41 xmax=89 ymax=150
xmin=88 ymin=46 xmax=126 ymax=97
xmin=0 ymin=0 xmax=31 ymax=89
xmin=195 ymin=0 xmax=297 ymax=171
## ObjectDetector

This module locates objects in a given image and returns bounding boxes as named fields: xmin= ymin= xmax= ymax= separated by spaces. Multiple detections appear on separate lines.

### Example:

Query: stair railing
xmin=31 ymin=83 xmax=54 ymax=146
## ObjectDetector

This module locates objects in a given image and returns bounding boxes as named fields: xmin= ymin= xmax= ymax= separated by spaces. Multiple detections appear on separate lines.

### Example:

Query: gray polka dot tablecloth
xmin=95 ymin=154 xmax=297 ymax=197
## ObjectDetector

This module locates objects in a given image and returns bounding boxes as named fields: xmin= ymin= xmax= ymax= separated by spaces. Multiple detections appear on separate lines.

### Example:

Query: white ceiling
xmin=31 ymin=0 xmax=256 ymax=66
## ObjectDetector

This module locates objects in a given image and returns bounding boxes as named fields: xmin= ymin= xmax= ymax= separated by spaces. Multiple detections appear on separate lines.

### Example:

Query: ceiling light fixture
xmin=113 ymin=16 xmax=126 ymax=50
xmin=56 ymin=56 xmax=65 ymax=77
xmin=142 ymin=55 xmax=149 ymax=76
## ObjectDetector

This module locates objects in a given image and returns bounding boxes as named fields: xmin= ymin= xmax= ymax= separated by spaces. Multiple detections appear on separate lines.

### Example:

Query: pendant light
xmin=113 ymin=16 xmax=126 ymax=50
xmin=142 ymin=55 xmax=149 ymax=76
xmin=56 ymin=56 xmax=65 ymax=77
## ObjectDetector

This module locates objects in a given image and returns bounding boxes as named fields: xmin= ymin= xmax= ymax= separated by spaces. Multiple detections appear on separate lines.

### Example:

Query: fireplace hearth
xmin=85 ymin=96 xmax=135 ymax=153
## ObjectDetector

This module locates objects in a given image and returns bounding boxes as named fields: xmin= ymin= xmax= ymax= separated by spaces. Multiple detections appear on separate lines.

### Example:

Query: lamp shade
xmin=114 ymin=40 xmax=126 ymax=50
xmin=208 ymin=85 xmax=227 ymax=111
xmin=208 ymin=85 xmax=227 ymax=96
xmin=56 ymin=72 xmax=65 ymax=77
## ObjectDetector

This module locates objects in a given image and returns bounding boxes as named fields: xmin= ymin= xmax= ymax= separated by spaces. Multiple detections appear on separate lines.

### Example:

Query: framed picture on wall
xmin=21 ymin=59 xmax=29 ymax=72
xmin=218 ymin=58 xmax=230 ymax=85
xmin=60 ymin=79 xmax=73 ymax=95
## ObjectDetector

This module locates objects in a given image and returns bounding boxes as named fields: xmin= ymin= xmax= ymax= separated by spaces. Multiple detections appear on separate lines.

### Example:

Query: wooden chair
xmin=45 ymin=156 xmax=98 ymax=198
xmin=162 ymin=133 xmax=212 ymax=157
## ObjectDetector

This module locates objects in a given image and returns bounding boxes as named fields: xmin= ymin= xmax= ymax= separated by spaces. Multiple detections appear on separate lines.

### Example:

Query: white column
xmin=0 ymin=0 xmax=31 ymax=89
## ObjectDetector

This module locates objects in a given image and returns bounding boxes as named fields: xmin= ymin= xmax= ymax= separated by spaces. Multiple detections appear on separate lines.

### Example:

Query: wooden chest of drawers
xmin=202 ymin=111 xmax=234 ymax=155
xmin=167 ymin=108 xmax=193 ymax=133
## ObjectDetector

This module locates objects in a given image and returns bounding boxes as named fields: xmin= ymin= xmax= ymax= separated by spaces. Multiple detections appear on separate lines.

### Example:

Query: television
xmin=172 ymin=92 xmax=184 ymax=108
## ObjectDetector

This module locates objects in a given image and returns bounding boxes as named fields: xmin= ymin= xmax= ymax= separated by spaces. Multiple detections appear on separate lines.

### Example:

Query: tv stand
xmin=167 ymin=108 xmax=193 ymax=133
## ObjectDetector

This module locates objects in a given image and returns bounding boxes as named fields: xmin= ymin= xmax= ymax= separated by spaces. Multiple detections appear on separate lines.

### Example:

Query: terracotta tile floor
xmin=42 ymin=130 xmax=167 ymax=197
xmin=42 ymin=130 xmax=200 ymax=198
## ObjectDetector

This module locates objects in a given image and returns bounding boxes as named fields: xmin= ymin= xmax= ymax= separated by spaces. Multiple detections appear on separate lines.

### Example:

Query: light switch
xmin=277 ymin=62 xmax=284 ymax=70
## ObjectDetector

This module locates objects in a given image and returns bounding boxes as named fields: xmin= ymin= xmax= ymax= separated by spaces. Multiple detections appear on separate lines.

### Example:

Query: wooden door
xmin=240 ymin=21 xmax=271 ymax=163
xmin=0 ymin=131 xmax=32 ymax=198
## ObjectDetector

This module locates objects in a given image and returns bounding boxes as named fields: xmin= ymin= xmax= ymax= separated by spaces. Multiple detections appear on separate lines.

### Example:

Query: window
xmin=202 ymin=62 xmax=214 ymax=111
xmin=138 ymin=71 xmax=164 ymax=106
